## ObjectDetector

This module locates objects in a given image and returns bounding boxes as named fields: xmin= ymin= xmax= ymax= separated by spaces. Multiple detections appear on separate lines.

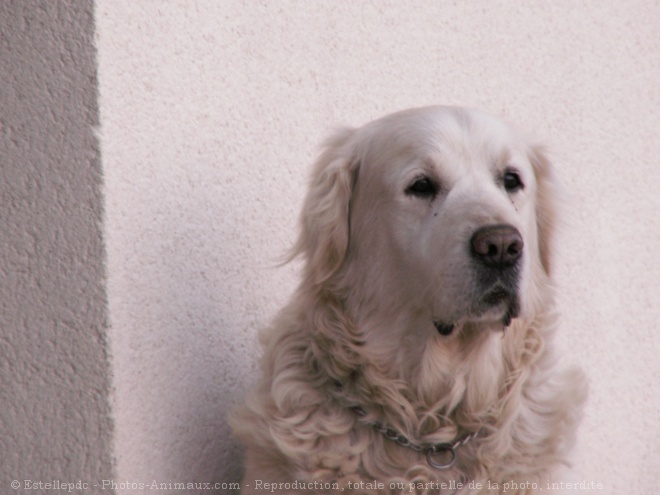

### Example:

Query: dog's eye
xmin=503 ymin=171 xmax=523 ymax=192
xmin=406 ymin=177 xmax=437 ymax=198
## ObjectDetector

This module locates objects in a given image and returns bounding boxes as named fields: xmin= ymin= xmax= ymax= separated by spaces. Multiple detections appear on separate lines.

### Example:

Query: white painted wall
xmin=95 ymin=1 xmax=660 ymax=493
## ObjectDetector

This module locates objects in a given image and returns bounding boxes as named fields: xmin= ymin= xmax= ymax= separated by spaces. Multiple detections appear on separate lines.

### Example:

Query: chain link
xmin=352 ymin=406 xmax=480 ymax=469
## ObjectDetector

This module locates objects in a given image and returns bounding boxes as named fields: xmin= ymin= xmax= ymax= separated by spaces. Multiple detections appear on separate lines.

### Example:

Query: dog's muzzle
xmin=470 ymin=223 xmax=523 ymax=324
xmin=434 ymin=225 xmax=524 ymax=336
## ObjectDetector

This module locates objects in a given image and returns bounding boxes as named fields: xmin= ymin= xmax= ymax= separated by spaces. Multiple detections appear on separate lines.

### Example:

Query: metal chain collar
xmin=352 ymin=406 xmax=480 ymax=470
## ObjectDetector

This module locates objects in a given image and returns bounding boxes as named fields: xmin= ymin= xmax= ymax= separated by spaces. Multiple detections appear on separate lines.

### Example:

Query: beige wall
xmin=0 ymin=1 xmax=114 ymax=492
xmin=3 ymin=1 xmax=658 ymax=494
xmin=98 ymin=1 xmax=660 ymax=492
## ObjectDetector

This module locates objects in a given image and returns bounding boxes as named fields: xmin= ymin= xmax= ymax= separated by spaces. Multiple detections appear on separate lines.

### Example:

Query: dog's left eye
xmin=503 ymin=171 xmax=524 ymax=192
xmin=406 ymin=177 xmax=437 ymax=198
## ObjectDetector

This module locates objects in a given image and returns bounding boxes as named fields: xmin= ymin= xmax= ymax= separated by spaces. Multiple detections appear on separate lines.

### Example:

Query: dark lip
xmin=480 ymin=279 xmax=520 ymax=308
xmin=433 ymin=321 xmax=455 ymax=335
xmin=472 ymin=285 xmax=521 ymax=323
xmin=433 ymin=285 xmax=521 ymax=336
xmin=483 ymin=287 xmax=520 ymax=328
xmin=482 ymin=286 xmax=512 ymax=306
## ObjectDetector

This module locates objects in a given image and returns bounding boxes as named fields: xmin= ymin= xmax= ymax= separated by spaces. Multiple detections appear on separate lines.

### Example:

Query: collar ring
xmin=426 ymin=443 xmax=456 ymax=469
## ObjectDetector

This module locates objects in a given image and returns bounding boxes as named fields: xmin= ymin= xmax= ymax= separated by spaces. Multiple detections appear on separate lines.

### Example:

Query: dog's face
xmin=296 ymin=106 xmax=558 ymax=341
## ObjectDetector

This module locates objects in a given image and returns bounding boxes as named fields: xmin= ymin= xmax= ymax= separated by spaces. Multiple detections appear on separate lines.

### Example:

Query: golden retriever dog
xmin=231 ymin=106 xmax=586 ymax=494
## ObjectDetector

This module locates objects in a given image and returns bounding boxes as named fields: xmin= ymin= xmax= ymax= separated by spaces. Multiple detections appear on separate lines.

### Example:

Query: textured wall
xmin=0 ymin=1 xmax=114 ymax=492
xmin=96 ymin=0 xmax=660 ymax=493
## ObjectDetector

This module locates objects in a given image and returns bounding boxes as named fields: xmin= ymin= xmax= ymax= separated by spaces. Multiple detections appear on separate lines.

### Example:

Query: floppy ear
xmin=528 ymin=145 xmax=562 ymax=276
xmin=291 ymin=127 xmax=359 ymax=286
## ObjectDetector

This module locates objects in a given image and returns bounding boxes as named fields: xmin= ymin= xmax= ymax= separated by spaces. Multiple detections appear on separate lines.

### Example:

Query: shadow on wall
xmin=160 ymin=200 xmax=257 ymax=486
xmin=114 ymin=164 xmax=286 ymax=489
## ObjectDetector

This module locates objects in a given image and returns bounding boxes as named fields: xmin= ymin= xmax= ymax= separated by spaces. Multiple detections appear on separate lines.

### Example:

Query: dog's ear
xmin=291 ymin=127 xmax=359 ymax=285
xmin=528 ymin=145 xmax=562 ymax=276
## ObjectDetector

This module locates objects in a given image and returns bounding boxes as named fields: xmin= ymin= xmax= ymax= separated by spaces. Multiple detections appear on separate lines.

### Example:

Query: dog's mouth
xmin=482 ymin=286 xmax=520 ymax=319
xmin=434 ymin=285 xmax=520 ymax=336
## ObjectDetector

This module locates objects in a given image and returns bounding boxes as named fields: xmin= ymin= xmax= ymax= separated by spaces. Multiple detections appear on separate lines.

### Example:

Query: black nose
xmin=470 ymin=224 xmax=523 ymax=268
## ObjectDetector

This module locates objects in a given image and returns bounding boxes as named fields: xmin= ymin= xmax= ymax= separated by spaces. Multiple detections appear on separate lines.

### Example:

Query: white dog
xmin=231 ymin=106 xmax=586 ymax=494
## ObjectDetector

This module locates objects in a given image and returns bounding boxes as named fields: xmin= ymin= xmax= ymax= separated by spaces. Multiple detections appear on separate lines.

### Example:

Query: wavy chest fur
xmin=233 ymin=295 xmax=582 ymax=494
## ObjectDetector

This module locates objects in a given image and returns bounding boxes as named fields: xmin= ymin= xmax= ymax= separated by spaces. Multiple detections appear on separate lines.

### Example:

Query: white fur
xmin=231 ymin=106 xmax=586 ymax=494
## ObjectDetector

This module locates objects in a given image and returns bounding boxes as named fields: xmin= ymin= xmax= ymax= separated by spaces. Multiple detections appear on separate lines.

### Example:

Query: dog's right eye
xmin=406 ymin=177 xmax=437 ymax=198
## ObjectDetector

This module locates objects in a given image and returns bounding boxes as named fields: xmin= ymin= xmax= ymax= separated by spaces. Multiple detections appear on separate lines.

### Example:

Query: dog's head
xmin=293 ymin=106 xmax=560 ymax=340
